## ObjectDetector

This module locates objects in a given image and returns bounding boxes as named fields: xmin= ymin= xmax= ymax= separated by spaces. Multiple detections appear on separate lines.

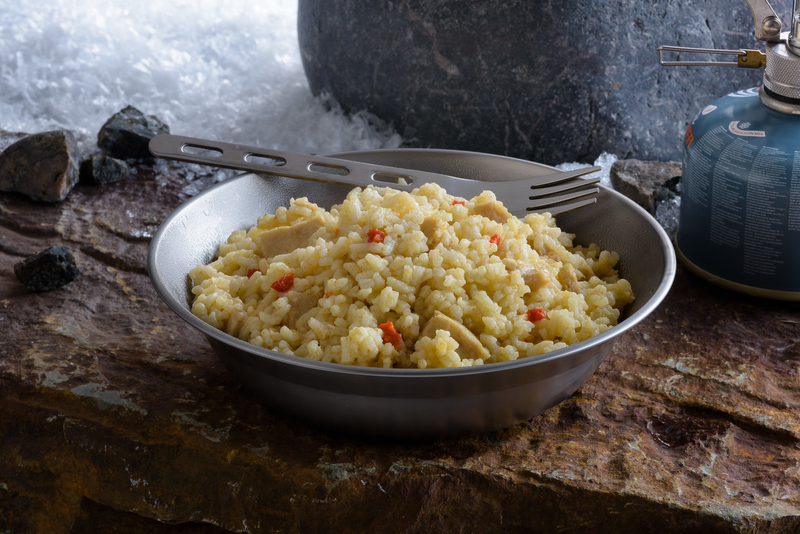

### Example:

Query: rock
xmin=298 ymin=0 xmax=792 ymax=164
xmin=0 ymin=130 xmax=81 ymax=202
xmin=610 ymin=159 xmax=682 ymax=215
xmin=79 ymin=155 xmax=129 ymax=185
xmin=0 ymin=129 xmax=27 ymax=152
xmin=14 ymin=246 xmax=81 ymax=291
xmin=97 ymin=105 xmax=170 ymax=159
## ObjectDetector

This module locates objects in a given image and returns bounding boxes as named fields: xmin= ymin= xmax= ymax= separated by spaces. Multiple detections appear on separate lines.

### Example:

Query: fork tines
xmin=527 ymin=177 xmax=600 ymax=215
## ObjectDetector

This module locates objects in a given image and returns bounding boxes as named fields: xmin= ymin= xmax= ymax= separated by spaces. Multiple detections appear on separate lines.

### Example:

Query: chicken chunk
xmin=503 ymin=259 xmax=550 ymax=292
xmin=259 ymin=215 xmax=324 ymax=260
xmin=472 ymin=201 xmax=512 ymax=224
xmin=419 ymin=311 xmax=490 ymax=361
xmin=519 ymin=265 xmax=551 ymax=291
xmin=286 ymin=287 xmax=323 ymax=328
xmin=420 ymin=216 xmax=448 ymax=247
xmin=557 ymin=263 xmax=581 ymax=294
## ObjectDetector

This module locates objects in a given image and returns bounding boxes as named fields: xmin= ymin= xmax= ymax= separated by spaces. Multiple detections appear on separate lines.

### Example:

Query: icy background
xmin=0 ymin=0 xmax=618 ymax=183
xmin=0 ymin=0 xmax=404 ymax=153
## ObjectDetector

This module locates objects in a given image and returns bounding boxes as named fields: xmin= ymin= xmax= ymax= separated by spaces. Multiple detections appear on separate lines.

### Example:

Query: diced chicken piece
xmin=543 ymin=241 xmax=567 ymax=261
xmin=420 ymin=311 xmax=490 ymax=361
xmin=557 ymin=263 xmax=581 ymax=294
xmin=503 ymin=259 xmax=550 ymax=291
xmin=472 ymin=201 xmax=512 ymax=224
xmin=225 ymin=309 xmax=248 ymax=338
xmin=495 ymin=239 xmax=510 ymax=259
xmin=259 ymin=216 xmax=324 ymax=260
xmin=286 ymin=286 xmax=323 ymax=328
xmin=420 ymin=216 xmax=448 ymax=246
xmin=520 ymin=265 xmax=551 ymax=291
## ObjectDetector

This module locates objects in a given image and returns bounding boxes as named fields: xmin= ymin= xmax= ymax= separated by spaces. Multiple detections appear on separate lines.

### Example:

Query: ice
xmin=0 ymin=0 xmax=402 ymax=154
xmin=556 ymin=153 xmax=617 ymax=188
xmin=655 ymin=195 xmax=681 ymax=240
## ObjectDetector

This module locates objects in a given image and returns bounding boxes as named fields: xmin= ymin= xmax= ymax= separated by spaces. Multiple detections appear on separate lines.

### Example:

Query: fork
xmin=149 ymin=134 xmax=601 ymax=215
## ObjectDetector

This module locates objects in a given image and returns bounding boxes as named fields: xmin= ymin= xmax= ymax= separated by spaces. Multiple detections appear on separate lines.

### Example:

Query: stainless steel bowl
xmin=148 ymin=149 xmax=676 ymax=440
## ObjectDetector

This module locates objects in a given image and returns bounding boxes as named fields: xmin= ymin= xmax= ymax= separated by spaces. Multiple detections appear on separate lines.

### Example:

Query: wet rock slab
xmin=1 ymin=130 xmax=799 ymax=532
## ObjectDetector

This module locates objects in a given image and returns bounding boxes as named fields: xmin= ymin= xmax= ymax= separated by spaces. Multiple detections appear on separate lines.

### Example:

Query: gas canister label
xmin=729 ymin=121 xmax=765 ymax=137
xmin=729 ymin=88 xmax=760 ymax=98
xmin=679 ymin=88 xmax=800 ymax=292
xmin=701 ymin=105 xmax=717 ymax=115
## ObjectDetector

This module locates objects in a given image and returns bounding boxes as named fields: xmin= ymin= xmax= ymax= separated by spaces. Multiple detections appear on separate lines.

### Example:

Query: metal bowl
xmin=148 ymin=148 xmax=676 ymax=440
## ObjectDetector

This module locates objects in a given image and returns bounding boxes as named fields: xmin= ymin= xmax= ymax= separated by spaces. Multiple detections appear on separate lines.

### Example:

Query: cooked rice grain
xmin=189 ymin=184 xmax=634 ymax=368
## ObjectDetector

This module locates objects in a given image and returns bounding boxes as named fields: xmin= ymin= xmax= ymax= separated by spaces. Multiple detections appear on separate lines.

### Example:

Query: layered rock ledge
xmin=1 ymin=131 xmax=799 ymax=533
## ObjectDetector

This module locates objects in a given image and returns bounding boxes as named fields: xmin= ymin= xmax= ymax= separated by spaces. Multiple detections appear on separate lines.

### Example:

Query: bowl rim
xmin=148 ymin=147 xmax=677 ymax=378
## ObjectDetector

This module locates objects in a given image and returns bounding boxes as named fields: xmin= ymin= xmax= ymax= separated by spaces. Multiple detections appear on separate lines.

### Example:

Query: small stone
xmin=610 ymin=159 xmax=682 ymax=215
xmin=0 ymin=130 xmax=81 ymax=202
xmin=97 ymin=105 xmax=170 ymax=159
xmin=79 ymin=155 xmax=129 ymax=185
xmin=14 ymin=246 xmax=81 ymax=292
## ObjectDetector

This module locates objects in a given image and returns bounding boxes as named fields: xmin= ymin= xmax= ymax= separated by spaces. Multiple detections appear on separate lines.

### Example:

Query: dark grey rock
xmin=610 ymin=159 xmax=682 ymax=215
xmin=97 ymin=105 xmax=169 ymax=159
xmin=0 ymin=130 xmax=81 ymax=202
xmin=80 ymin=155 xmax=129 ymax=185
xmin=298 ymin=0 xmax=792 ymax=165
xmin=14 ymin=246 xmax=81 ymax=291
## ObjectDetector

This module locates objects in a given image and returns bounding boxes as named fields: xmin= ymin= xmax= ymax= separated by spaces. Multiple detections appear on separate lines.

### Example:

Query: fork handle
xmin=148 ymin=134 xmax=475 ymax=192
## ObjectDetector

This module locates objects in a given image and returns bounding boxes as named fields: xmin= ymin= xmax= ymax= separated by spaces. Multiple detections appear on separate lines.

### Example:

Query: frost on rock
xmin=655 ymin=196 xmax=681 ymax=240
xmin=556 ymin=153 xmax=617 ymax=188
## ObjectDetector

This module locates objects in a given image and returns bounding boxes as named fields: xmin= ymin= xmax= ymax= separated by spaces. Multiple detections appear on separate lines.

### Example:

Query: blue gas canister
xmin=659 ymin=0 xmax=800 ymax=300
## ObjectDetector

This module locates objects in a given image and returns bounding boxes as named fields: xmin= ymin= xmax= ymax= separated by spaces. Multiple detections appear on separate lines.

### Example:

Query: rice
xmin=189 ymin=184 xmax=635 ymax=369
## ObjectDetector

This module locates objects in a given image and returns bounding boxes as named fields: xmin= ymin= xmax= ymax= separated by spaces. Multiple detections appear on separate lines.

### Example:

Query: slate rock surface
xmin=298 ymin=0 xmax=793 ymax=165
xmin=610 ymin=159 xmax=682 ymax=215
xmin=1 ymin=130 xmax=799 ymax=532
xmin=79 ymin=155 xmax=129 ymax=186
xmin=0 ymin=130 xmax=81 ymax=202
xmin=97 ymin=105 xmax=170 ymax=159
xmin=13 ymin=246 xmax=81 ymax=292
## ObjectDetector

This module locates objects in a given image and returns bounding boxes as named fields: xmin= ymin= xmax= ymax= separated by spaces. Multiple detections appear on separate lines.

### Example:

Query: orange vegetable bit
xmin=271 ymin=272 xmax=294 ymax=292
xmin=367 ymin=228 xmax=386 ymax=243
xmin=246 ymin=268 xmax=259 ymax=278
xmin=378 ymin=321 xmax=402 ymax=348
xmin=453 ymin=199 xmax=465 ymax=206
xmin=526 ymin=307 xmax=547 ymax=322
xmin=489 ymin=233 xmax=502 ymax=246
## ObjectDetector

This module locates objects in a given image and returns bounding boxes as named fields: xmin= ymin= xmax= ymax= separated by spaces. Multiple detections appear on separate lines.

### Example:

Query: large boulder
xmin=298 ymin=0 xmax=792 ymax=165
